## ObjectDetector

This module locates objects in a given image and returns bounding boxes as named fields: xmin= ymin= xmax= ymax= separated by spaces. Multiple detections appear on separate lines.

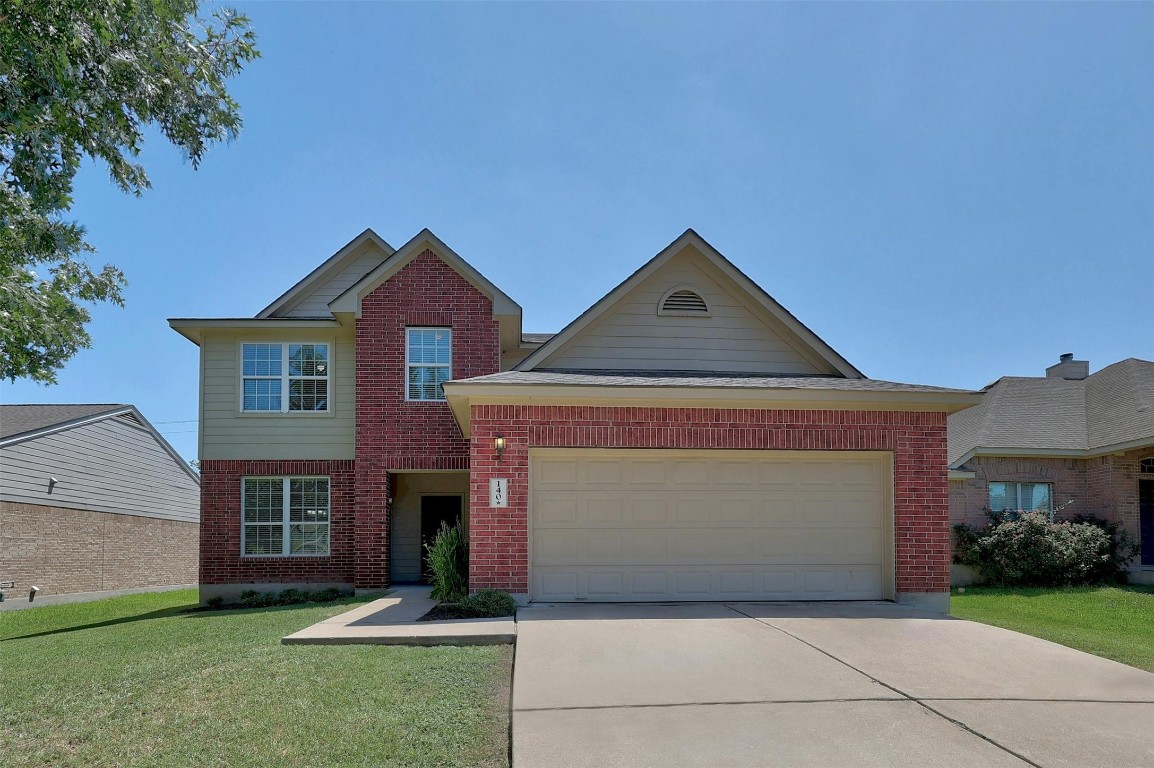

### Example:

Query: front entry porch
xmin=389 ymin=471 xmax=470 ymax=584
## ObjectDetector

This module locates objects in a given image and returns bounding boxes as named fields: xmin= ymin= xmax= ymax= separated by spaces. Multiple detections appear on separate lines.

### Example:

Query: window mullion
xmin=283 ymin=477 xmax=291 ymax=555
xmin=281 ymin=343 xmax=289 ymax=413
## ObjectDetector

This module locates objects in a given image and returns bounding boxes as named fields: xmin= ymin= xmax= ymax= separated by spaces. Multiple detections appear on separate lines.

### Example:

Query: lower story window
xmin=989 ymin=481 xmax=1052 ymax=515
xmin=242 ymin=477 xmax=330 ymax=556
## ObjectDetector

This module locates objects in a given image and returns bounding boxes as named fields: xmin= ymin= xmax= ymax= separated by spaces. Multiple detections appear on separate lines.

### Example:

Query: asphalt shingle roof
xmin=452 ymin=369 xmax=974 ymax=394
xmin=947 ymin=358 xmax=1154 ymax=465
xmin=0 ymin=404 xmax=127 ymax=440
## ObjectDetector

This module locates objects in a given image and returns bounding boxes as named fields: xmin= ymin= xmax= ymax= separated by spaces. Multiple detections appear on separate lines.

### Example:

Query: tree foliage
xmin=0 ymin=0 xmax=259 ymax=383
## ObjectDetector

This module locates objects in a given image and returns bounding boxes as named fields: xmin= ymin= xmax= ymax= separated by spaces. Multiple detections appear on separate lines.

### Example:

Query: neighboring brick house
xmin=948 ymin=355 xmax=1154 ymax=584
xmin=0 ymin=405 xmax=200 ymax=607
xmin=172 ymin=228 xmax=978 ymax=611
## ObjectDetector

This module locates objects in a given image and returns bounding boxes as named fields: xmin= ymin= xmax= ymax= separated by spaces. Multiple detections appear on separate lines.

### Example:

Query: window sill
xmin=240 ymin=554 xmax=332 ymax=559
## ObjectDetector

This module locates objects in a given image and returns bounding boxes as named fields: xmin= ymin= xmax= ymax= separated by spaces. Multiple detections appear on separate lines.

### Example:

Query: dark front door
xmin=421 ymin=495 xmax=463 ymax=584
xmin=1141 ymin=480 xmax=1154 ymax=566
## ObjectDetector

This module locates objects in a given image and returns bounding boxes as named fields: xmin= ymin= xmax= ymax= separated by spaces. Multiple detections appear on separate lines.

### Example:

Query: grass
xmin=0 ymin=590 xmax=512 ymax=768
xmin=951 ymin=584 xmax=1154 ymax=672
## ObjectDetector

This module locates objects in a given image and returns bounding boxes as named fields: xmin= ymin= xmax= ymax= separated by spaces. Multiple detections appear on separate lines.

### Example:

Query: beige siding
xmin=538 ymin=251 xmax=836 ymax=374
xmin=200 ymin=328 xmax=355 ymax=460
xmin=0 ymin=417 xmax=200 ymax=523
xmin=278 ymin=241 xmax=389 ymax=318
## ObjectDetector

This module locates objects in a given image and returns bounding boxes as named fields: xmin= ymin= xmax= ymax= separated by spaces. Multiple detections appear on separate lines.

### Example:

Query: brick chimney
xmin=1045 ymin=353 xmax=1089 ymax=380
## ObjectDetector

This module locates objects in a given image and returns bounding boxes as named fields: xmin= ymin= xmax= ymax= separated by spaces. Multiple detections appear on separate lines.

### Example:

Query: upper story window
xmin=407 ymin=328 xmax=451 ymax=401
xmin=989 ymin=481 xmax=1052 ymax=516
xmin=1140 ymin=457 xmax=1154 ymax=473
xmin=241 ymin=343 xmax=329 ymax=412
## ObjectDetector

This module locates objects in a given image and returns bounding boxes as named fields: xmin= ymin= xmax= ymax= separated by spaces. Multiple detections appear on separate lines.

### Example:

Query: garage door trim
xmin=527 ymin=447 xmax=895 ymax=602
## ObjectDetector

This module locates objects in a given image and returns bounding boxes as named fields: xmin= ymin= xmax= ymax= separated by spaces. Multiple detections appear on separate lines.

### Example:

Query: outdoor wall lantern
xmin=494 ymin=434 xmax=506 ymax=458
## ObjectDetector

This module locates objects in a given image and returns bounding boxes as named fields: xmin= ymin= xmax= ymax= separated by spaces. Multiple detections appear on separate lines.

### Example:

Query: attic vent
xmin=659 ymin=287 xmax=710 ymax=316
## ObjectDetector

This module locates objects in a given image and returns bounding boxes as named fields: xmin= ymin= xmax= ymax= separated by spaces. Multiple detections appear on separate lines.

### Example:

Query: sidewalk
xmin=281 ymin=585 xmax=516 ymax=646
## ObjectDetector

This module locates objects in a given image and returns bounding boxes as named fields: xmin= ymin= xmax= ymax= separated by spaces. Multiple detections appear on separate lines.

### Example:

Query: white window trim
xmin=239 ymin=341 xmax=333 ymax=414
xmin=405 ymin=327 xmax=452 ymax=402
xmin=241 ymin=476 xmax=331 ymax=558
xmin=988 ymin=481 xmax=1054 ymax=515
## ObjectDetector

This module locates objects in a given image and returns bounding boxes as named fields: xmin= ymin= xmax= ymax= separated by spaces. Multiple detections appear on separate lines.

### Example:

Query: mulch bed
xmin=417 ymin=603 xmax=477 ymax=622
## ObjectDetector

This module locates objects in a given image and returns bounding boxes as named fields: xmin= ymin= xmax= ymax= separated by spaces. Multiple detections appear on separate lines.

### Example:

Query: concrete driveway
xmin=512 ymin=602 xmax=1154 ymax=768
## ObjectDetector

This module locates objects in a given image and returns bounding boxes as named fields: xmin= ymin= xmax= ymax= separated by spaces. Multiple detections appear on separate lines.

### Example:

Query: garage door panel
xmin=530 ymin=450 xmax=890 ymax=602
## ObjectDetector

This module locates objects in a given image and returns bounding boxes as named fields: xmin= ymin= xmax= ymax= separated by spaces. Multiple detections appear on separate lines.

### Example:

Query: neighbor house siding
xmin=354 ymin=248 xmax=501 ymax=589
xmin=0 ymin=416 xmax=200 ymax=523
xmin=198 ymin=459 xmax=355 ymax=587
xmin=536 ymin=250 xmax=833 ymax=375
xmin=198 ymin=328 xmax=355 ymax=460
xmin=0 ymin=500 xmax=197 ymax=597
xmin=467 ymin=405 xmax=950 ymax=597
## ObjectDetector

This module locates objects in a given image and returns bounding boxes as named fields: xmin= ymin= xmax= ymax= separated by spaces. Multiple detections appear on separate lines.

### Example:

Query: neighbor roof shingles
xmin=947 ymin=358 xmax=1154 ymax=465
xmin=0 ymin=404 xmax=127 ymax=440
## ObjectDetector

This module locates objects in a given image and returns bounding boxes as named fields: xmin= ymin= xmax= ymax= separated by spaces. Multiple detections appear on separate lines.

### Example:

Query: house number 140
xmin=489 ymin=478 xmax=509 ymax=508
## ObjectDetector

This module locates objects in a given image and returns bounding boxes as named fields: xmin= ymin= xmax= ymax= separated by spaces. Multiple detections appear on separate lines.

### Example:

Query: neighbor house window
xmin=988 ymin=482 xmax=1052 ymax=515
xmin=242 ymin=477 xmax=330 ymax=556
xmin=241 ymin=343 xmax=329 ymax=412
xmin=1140 ymin=457 xmax=1154 ymax=473
xmin=406 ymin=328 xmax=451 ymax=401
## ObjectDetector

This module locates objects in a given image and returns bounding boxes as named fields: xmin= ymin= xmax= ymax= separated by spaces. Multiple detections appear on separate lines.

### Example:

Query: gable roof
xmin=0 ymin=404 xmax=127 ymax=440
xmin=513 ymin=229 xmax=864 ymax=378
xmin=948 ymin=358 xmax=1154 ymax=466
xmin=0 ymin=404 xmax=201 ymax=484
xmin=328 ymin=228 xmax=520 ymax=318
xmin=257 ymin=228 xmax=395 ymax=318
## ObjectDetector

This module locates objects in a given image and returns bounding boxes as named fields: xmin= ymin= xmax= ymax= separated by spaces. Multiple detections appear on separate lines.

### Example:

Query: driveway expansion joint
xmin=514 ymin=697 xmax=910 ymax=713
xmin=723 ymin=603 xmax=1044 ymax=768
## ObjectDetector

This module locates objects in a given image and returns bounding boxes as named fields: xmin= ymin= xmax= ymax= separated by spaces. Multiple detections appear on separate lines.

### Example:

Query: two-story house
xmin=171 ymin=228 xmax=978 ymax=611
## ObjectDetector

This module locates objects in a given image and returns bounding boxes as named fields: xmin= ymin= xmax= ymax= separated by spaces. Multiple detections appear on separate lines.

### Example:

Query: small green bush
xmin=459 ymin=589 xmax=517 ymax=618
xmin=1069 ymin=514 xmax=1140 ymax=582
xmin=426 ymin=520 xmax=468 ymax=602
xmin=205 ymin=596 xmax=224 ymax=609
xmin=278 ymin=589 xmax=309 ymax=605
xmin=312 ymin=587 xmax=342 ymax=602
xmin=954 ymin=511 xmax=1136 ymax=587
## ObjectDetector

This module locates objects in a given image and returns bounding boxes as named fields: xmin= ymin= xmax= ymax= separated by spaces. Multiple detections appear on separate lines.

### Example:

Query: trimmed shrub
xmin=312 ymin=588 xmax=343 ymax=602
xmin=1069 ymin=514 xmax=1140 ymax=583
xmin=205 ymin=596 xmax=224 ymax=609
xmin=459 ymin=589 xmax=517 ymax=618
xmin=426 ymin=520 xmax=468 ymax=602
xmin=954 ymin=511 xmax=1134 ymax=587
xmin=278 ymin=589 xmax=309 ymax=605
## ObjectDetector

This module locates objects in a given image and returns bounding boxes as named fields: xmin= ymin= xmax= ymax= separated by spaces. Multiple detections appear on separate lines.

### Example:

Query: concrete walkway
xmin=513 ymin=601 xmax=1154 ymax=768
xmin=281 ymin=586 xmax=515 ymax=646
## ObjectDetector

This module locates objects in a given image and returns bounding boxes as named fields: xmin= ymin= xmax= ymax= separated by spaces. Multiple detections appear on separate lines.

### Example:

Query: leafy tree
xmin=0 ymin=0 xmax=259 ymax=383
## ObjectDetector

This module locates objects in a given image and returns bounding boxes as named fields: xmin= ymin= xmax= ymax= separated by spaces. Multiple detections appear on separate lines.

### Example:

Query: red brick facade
xmin=353 ymin=249 xmax=501 ymax=588
xmin=0 ymin=500 xmax=198 ymax=597
xmin=199 ymin=460 xmax=355 ymax=586
xmin=467 ymin=405 xmax=950 ymax=596
xmin=950 ymin=449 xmax=1154 ymax=545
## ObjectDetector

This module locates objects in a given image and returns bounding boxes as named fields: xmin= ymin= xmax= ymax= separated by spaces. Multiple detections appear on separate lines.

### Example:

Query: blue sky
xmin=4 ymin=2 xmax=1152 ymax=461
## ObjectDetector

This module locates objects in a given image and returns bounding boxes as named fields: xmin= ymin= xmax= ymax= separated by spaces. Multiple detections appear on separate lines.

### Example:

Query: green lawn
xmin=951 ymin=585 xmax=1154 ymax=672
xmin=0 ymin=590 xmax=512 ymax=768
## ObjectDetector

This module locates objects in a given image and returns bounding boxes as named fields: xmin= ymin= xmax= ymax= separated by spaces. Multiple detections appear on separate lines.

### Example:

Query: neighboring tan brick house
xmin=948 ymin=355 xmax=1154 ymax=584
xmin=0 ymin=404 xmax=200 ymax=606
xmin=172 ymin=228 xmax=979 ymax=611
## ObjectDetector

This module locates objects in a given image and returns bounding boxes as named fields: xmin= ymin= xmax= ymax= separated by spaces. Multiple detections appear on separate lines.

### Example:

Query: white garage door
xmin=530 ymin=449 xmax=891 ymax=602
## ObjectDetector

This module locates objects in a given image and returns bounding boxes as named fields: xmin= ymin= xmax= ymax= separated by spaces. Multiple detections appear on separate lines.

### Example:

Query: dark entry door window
xmin=1140 ymin=480 xmax=1154 ymax=567
xmin=421 ymin=495 xmax=463 ymax=584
